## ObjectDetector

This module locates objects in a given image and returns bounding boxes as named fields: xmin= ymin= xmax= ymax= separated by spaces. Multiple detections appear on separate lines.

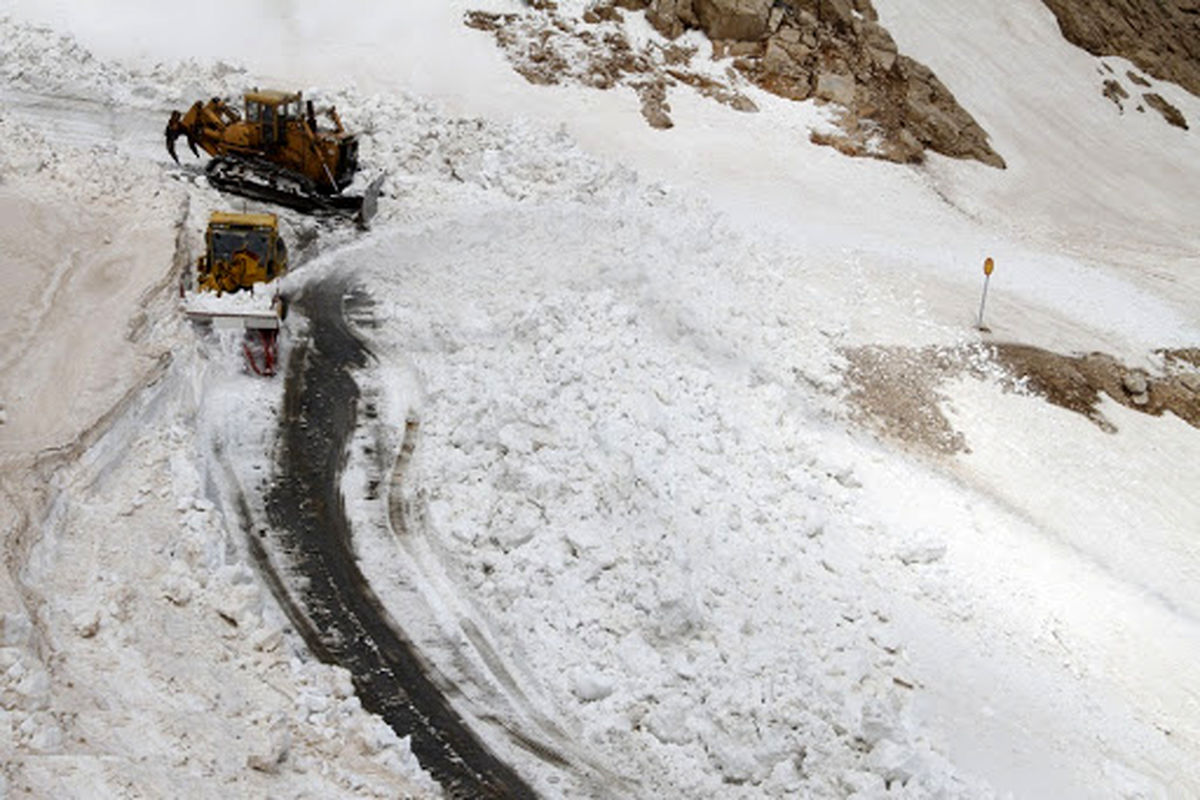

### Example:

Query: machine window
xmin=211 ymin=228 xmax=270 ymax=263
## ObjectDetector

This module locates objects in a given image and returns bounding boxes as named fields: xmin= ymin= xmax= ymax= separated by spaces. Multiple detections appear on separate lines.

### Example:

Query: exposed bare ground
xmin=841 ymin=345 xmax=972 ymax=455
xmin=842 ymin=343 xmax=1200 ymax=454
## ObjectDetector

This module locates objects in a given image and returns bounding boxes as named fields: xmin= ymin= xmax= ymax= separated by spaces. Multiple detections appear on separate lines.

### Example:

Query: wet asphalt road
xmin=261 ymin=275 xmax=537 ymax=799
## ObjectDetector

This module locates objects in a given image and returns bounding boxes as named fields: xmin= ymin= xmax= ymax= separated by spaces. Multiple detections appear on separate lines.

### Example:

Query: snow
xmin=1 ymin=2 xmax=1199 ymax=799
xmin=184 ymin=283 xmax=283 ymax=316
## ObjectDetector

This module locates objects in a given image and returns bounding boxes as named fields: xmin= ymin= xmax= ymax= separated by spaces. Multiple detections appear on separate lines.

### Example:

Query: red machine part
xmin=243 ymin=329 xmax=279 ymax=376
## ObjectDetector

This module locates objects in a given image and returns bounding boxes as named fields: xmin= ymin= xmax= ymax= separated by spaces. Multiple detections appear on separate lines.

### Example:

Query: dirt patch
xmin=841 ymin=343 xmax=1200 ymax=454
xmin=1163 ymin=348 xmax=1200 ymax=370
xmin=841 ymin=345 xmax=973 ymax=455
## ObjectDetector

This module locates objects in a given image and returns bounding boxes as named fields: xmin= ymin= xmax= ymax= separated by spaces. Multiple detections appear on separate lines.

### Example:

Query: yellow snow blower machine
xmin=184 ymin=211 xmax=289 ymax=376
xmin=195 ymin=210 xmax=288 ymax=295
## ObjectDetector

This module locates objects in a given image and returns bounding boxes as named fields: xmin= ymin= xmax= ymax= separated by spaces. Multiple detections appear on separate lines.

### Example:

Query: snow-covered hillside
xmin=1 ymin=2 xmax=1198 ymax=798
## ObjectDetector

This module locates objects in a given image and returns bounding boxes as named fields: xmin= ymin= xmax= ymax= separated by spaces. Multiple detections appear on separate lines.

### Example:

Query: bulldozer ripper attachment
xmin=165 ymin=110 xmax=183 ymax=163
xmin=165 ymin=104 xmax=204 ymax=164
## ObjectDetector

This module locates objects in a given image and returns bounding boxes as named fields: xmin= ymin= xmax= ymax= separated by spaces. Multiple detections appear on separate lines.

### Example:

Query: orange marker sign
xmin=977 ymin=257 xmax=994 ymax=330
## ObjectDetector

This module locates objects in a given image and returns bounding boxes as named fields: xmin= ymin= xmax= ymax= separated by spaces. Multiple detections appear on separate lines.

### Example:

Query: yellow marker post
xmin=977 ymin=257 xmax=995 ymax=330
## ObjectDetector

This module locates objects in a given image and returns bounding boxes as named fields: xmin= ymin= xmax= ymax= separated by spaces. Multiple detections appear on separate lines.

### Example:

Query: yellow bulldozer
xmin=166 ymin=89 xmax=381 ymax=224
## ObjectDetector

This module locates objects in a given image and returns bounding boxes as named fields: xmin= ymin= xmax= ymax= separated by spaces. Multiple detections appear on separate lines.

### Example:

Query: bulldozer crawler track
xmin=205 ymin=156 xmax=363 ymax=217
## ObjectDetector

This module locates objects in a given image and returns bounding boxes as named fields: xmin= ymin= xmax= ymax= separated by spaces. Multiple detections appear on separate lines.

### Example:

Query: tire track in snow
xmin=261 ymin=274 xmax=536 ymax=799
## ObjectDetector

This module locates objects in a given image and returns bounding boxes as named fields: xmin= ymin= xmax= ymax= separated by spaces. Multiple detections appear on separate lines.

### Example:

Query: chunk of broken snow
xmin=27 ymin=719 xmax=64 ymax=752
xmin=570 ymin=671 xmax=614 ymax=702
xmin=299 ymin=690 xmax=331 ymax=715
xmin=1121 ymin=372 xmax=1149 ymax=396
xmin=246 ymin=719 xmax=291 ymax=774
xmin=644 ymin=699 xmax=695 ymax=745
xmin=17 ymin=667 xmax=51 ymax=701
xmin=867 ymin=738 xmax=921 ymax=785
xmin=895 ymin=540 xmax=947 ymax=565
xmin=214 ymin=582 xmax=264 ymax=629
xmin=705 ymin=734 xmax=761 ymax=784
xmin=859 ymin=696 xmax=901 ymax=746
xmin=834 ymin=468 xmax=862 ymax=489
xmin=250 ymin=625 xmax=283 ymax=653
xmin=840 ymin=769 xmax=887 ymax=796
xmin=72 ymin=609 xmax=100 ymax=639
xmin=161 ymin=568 xmax=194 ymax=607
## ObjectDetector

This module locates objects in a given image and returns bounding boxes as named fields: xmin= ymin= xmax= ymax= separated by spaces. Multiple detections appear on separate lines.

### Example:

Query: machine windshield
xmin=211 ymin=227 xmax=270 ymax=263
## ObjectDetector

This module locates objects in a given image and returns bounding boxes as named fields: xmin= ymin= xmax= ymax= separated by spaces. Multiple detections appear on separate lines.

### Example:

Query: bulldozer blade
xmin=356 ymin=174 xmax=385 ymax=229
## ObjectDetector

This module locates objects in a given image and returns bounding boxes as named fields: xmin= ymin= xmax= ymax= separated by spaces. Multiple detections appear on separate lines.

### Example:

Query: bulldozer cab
xmin=198 ymin=211 xmax=288 ymax=294
xmin=245 ymin=90 xmax=301 ymax=149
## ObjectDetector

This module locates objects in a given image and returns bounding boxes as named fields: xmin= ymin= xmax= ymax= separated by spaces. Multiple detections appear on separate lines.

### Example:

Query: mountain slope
xmin=0 ymin=2 xmax=1197 ymax=798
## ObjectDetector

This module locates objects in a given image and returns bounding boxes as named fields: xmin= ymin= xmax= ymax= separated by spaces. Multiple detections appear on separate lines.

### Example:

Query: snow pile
xmin=184 ymin=280 xmax=283 ymax=316
xmin=0 ymin=109 xmax=166 ymax=205
xmin=0 ymin=15 xmax=132 ymax=97
xmin=0 ymin=15 xmax=252 ymax=108
xmin=338 ymin=88 xmax=646 ymax=224
xmin=339 ymin=179 xmax=991 ymax=794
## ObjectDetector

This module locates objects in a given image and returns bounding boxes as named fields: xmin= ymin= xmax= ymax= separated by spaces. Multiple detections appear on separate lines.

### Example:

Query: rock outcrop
xmin=642 ymin=0 xmax=1005 ymax=167
xmin=1096 ymin=64 xmax=1189 ymax=128
xmin=468 ymin=0 xmax=1005 ymax=168
xmin=1042 ymin=0 xmax=1200 ymax=97
xmin=1144 ymin=92 xmax=1190 ymax=129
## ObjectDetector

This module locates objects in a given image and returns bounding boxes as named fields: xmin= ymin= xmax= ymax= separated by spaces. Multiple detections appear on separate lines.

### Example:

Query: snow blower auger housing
xmin=166 ymin=89 xmax=381 ymax=226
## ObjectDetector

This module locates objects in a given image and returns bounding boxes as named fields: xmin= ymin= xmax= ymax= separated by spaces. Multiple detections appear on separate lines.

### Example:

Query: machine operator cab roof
xmin=209 ymin=210 xmax=278 ymax=228
xmin=245 ymin=89 xmax=301 ymax=107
